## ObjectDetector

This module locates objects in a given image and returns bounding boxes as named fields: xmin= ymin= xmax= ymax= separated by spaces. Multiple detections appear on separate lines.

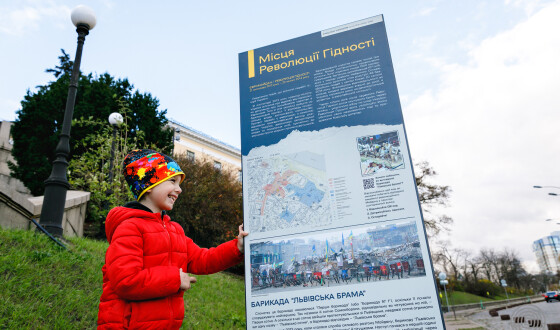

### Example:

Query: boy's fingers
xmin=238 ymin=224 xmax=249 ymax=236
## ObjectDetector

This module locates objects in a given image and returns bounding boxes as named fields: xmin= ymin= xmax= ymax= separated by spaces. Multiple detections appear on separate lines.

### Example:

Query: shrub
xmin=168 ymin=156 xmax=244 ymax=274
xmin=464 ymin=279 xmax=502 ymax=298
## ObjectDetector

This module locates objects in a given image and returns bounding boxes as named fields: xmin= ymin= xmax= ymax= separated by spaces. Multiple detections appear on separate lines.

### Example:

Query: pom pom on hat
xmin=123 ymin=149 xmax=185 ymax=200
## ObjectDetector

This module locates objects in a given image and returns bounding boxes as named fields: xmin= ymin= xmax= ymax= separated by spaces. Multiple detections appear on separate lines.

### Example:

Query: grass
xmin=441 ymin=290 xmax=533 ymax=306
xmin=0 ymin=227 xmax=246 ymax=329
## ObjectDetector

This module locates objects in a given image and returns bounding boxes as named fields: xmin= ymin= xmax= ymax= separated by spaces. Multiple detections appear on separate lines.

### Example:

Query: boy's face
xmin=141 ymin=176 xmax=183 ymax=213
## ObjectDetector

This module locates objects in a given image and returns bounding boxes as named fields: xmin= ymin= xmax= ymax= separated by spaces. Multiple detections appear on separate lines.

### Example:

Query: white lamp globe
xmin=71 ymin=5 xmax=97 ymax=29
xmin=108 ymin=113 xmax=123 ymax=126
xmin=438 ymin=272 xmax=447 ymax=280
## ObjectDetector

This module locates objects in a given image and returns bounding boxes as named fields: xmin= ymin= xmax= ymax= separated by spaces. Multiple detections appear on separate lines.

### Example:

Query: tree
xmin=433 ymin=242 xmax=467 ymax=281
xmin=496 ymin=249 xmax=527 ymax=290
xmin=414 ymin=161 xmax=452 ymax=237
xmin=467 ymin=255 xmax=483 ymax=284
xmin=10 ymin=50 xmax=173 ymax=196
xmin=479 ymin=248 xmax=500 ymax=283
xmin=433 ymin=246 xmax=536 ymax=296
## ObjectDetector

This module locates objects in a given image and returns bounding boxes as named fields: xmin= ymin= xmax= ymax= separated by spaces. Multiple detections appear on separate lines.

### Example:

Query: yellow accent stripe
xmin=248 ymin=50 xmax=255 ymax=78
xmin=137 ymin=172 xmax=185 ymax=201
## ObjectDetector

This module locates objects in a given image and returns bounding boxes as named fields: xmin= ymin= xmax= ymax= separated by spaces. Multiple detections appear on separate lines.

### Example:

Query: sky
xmin=1 ymin=0 xmax=559 ymax=273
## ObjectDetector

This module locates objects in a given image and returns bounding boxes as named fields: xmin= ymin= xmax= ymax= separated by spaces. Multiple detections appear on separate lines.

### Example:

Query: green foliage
xmin=439 ymin=290 xmax=495 ymax=306
xmin=0 ymin=227 xmax=246 ymax=329
xmin=464 ymin=279 xmax=502 ymax=298
xmin=451 ymin=278 xmax=464 ymax=292
xmin=168 ymin=156 xmax=243 ymax=272
xmin=68 ymin=109 xmax=134 ymax=238
xmin=68 ymin=94 xmax=165 ymax=238
xmin=10 ymin=49 xmax=174 ymax=196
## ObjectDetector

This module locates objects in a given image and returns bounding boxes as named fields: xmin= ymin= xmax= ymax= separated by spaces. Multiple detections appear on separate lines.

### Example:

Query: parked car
xmin=543 ymin=291 xmax=560 ymax=302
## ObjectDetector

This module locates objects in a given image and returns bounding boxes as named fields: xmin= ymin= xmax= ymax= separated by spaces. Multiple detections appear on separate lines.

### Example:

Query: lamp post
xmin=534 ymin=185 xmax=560 ymax=196
xmin=501 ymin=279 xmax=510 ymax=308
xmin=39 ymin=5 xmax=96 ymax=237
xmin=107 ymin=113 xmax=123 ymax=189
xmin=438 ymin=272 xmax=450 ymax=313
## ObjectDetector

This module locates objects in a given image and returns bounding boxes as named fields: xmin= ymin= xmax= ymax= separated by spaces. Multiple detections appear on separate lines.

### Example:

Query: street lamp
xmin=107 ymin=113 xmax=123 ymax=187
xmin=534 ymin=185 xmax=560 ymax=199
xmin=39 ymin=5 xmax=96 ymax=237
xmin=438 ymin=272 xmax=450 ymax=312
xmin=501 ymin=279 xmax=510 ymax=308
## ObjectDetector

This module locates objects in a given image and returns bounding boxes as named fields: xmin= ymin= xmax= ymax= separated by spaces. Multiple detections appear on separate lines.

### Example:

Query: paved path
xmin=443 ymin=309 xmax=487 ymax=330
xmin=443 ymin=300 xmax=560 ymax=329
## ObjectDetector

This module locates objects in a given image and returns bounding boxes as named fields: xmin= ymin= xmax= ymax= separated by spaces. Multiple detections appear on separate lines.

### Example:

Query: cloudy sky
xmin=1 ymin=0 xmax=559 ymax=272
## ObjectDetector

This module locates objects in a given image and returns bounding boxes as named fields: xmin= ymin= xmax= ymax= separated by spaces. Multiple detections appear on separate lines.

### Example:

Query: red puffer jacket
xmin=97 ymin=203 xmax=243 ymax=329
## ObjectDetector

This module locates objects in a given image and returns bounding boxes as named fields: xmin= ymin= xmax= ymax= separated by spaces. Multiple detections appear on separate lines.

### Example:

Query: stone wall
xmin=27 ymin=191 xmax=90 ymax=237
xmin=0 ymin=121 xmax=90 ymax=237
xmin=0 ymin=180 xmax=90 ymax=237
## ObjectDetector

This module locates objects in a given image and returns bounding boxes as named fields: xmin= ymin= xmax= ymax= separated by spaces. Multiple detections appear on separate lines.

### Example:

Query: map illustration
xmin=246 ymin=151 xmax=331 ymax=233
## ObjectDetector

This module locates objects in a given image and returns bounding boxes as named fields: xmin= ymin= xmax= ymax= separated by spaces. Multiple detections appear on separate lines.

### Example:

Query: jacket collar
xmin=124 ymin=201 xmax=167 ymax=218
xmin=124 ymin=201 xmax=154 ymax=213
xmin=105 ymin=202 xmax=169 ymax=243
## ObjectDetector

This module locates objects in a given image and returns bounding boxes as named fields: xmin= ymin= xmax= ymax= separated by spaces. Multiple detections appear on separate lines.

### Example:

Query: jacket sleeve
xmin=105 ymin=220 xmax=181 ymax=301
xmin=183 ymin=234 xmax=244 ymax=275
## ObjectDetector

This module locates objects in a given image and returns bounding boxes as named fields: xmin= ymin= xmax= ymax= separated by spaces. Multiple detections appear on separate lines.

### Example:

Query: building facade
xmin=533 ymin=231 xmax=560 ymax=274
xmin=167 ymin=118 xmax=241 ymax=178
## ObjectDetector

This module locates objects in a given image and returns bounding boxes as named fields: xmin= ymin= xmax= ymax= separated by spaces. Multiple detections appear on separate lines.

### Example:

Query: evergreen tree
xmin=414 ymin=161 xmax=453 ymax=237
xmin=10 ymin=50 xmax=173 ymax=196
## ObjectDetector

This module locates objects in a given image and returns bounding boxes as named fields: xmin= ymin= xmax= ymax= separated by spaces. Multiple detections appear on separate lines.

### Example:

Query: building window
xmin=187 ymin=151 xmax=195 ymax=161
xmin=214 ymin=161 xmax=222 ymax=171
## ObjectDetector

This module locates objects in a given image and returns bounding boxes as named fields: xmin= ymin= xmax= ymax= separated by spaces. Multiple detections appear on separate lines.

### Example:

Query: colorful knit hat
xmin=123 ymin=149 xmax=185 ymax=200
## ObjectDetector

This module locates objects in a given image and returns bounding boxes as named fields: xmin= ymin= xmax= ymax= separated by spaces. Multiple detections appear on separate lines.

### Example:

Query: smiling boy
xmin=97 ymin=149 xmax=248 ymax=329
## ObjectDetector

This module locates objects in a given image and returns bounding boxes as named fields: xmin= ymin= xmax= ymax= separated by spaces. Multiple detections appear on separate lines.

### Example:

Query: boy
xmin=97 ymin=149 xmax=248 ymax=329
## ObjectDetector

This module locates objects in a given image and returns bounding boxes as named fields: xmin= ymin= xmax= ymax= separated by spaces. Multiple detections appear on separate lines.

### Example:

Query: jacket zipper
xmin=161 ymin=212 xmax=174 ymax=325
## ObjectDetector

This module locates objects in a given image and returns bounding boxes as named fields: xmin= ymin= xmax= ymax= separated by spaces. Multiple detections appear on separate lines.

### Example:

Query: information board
xmin=239 ymin=15 xmax=444 ymax=329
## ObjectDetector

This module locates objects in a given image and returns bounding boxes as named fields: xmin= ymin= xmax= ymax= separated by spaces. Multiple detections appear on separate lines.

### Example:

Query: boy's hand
xmin=237 ymin=224 xmax=249 ymax=253
xmin=179 ymin=268 xmax=197 ymax=291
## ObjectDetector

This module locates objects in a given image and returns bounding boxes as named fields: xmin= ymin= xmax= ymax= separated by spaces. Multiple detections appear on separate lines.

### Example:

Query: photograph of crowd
xmin=357 ymin=131 xmax=404 ymax=176
xmin=249 ymin=221 xmax=426 ymax=294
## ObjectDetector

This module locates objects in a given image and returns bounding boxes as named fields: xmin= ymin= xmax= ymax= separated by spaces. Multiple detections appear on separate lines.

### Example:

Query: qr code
xmin=363 ymin=178 xmax=375 ymax=190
